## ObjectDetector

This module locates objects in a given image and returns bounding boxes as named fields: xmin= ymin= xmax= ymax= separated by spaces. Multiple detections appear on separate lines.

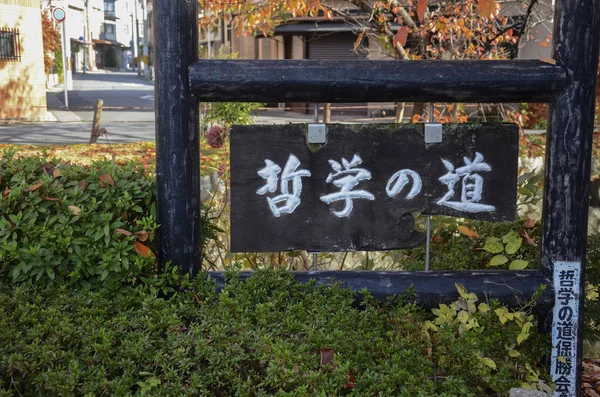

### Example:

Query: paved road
xmin=49 ymin=70 xmax=155 ymax=110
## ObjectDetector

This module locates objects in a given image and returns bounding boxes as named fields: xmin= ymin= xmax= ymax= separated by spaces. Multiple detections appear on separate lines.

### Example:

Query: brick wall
xmin=0 ymin=0 xmax=47 ymax=121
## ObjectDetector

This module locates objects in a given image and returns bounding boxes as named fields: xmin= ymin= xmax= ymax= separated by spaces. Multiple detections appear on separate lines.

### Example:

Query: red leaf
xmin=135 ymin=230 xmax=149 ymax=242
xmin=114 ymin=228 xmax=133 ymax=237
xmin=99 ymin=174 xmax=115 ymax=187
xmin=320 ymin=348 xmax=335 ymax=367
xmin=393 ymin=26 xmax=409 ymax=48
xmin=417 ymin=0 xmax=427 ymax=22
xmin=41 ymin=196 xmax=61 ymax=202
xmin=24 ymin=181 xmax=43 ymax=192
xmin=478 ymin=0 xmax=496 ymax=17
xmin=344 ymin=373 xmax=356 ymax=388
xmin=42 ymin=163 xmax=53 ymax=176
xmin=135 ymin=241 xmax=155 ymax=257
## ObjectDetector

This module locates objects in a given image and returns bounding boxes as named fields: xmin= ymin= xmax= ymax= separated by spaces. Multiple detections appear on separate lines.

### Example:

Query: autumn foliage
xmin=41 ymin=5 xmax=62 ymax=74
xmin=199 ymin=0 xmax=521 ymax=61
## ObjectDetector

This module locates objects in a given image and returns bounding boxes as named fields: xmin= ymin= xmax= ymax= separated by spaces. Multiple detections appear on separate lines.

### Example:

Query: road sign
xmin=52 ymin=7 xmax=66 ymax=23
xmin=230 ymin=123 xmax=519 ymax=252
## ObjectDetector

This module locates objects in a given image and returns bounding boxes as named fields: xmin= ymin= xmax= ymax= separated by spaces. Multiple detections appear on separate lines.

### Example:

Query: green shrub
xmin=0 ymin=149 xmax=158 ymax=292
xmin=0 ymin=271 xmax=551 ymax=396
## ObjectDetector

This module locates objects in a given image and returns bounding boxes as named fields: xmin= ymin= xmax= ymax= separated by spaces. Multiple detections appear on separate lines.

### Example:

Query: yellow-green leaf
xmin=505 ymin=234 xmax=522 ymax=255
xmin=517 ymin=332 xmax=529 ymax=344
xmin=483 ymin=237 xmax=504 ymax=254
xmin=509 ymin=259 xmax=529 ymax=270
xmin=489 ymin=254 xmax=508 ymax=267
xmin=480 ymin=357 xmax=497 ymax=369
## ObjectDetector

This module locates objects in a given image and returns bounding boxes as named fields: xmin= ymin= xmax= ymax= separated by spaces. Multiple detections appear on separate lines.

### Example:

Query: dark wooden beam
xmin=206 ymin=270 xmax=554 ymax=309
xmin=154 ymin=0 xmax=200 ymax=276
xmin=189 ymin=60 xmax=567 ymax=103
xmin=542 ymin=0 xmax=600 ymax=393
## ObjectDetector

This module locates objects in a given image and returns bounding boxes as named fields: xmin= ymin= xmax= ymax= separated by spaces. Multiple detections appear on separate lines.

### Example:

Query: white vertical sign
xmin=551 ymin=261 xmax=580 ymax=397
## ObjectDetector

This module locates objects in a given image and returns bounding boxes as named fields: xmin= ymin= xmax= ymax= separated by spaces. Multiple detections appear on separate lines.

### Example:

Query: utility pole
xmin=141 ymin=0 xmax=148 ymax=78
xmin=134 ymin=0 xmax=141 ymax=76
xmin=85 ymin=0 xmax=92 ymax=71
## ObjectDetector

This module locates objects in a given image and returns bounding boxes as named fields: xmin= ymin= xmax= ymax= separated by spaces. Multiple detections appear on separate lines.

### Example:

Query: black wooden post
xmin=154 ymin=0 xmax=200 ymax=276
xmin=543 ymin=0 xmax=600 ymax=393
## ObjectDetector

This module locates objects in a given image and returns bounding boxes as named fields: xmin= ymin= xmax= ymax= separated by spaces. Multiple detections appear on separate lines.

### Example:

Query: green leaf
xmin=480 ymin=357 xmax=497 ymax=369
xmin=488 ymin=254 xmax=508 ymax=267
xmin=483 ymin=237 xmax=504 ymax=254
xmin=504 ymin=232 xmax=522 ymax=254
xmin=509 ymin=260 xmax=529 ymax=270
xmin=517 ymin=332 xmax=529 ymax=344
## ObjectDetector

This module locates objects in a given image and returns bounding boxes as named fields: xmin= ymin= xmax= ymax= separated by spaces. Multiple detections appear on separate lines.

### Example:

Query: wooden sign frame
xmin=154 ymin=0 xmax=600 ymax=394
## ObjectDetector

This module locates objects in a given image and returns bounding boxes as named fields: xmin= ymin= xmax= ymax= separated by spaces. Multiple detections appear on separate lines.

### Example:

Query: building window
xmin=0 ymin=28 xmax=20 ymax=62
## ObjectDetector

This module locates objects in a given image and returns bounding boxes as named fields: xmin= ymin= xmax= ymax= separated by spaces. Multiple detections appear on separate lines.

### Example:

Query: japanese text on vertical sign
xmin=551 ymin=261 xmax=580 ymax=397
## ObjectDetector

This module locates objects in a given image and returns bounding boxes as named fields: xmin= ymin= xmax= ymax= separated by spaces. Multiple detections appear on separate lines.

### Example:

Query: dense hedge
xmin=0 ymin=271 xmax=551 ymax=396
xmin=2 ymin=150 xmax=599 ymax=395
xmin=0 ymin=149 xmax=157 ymax=292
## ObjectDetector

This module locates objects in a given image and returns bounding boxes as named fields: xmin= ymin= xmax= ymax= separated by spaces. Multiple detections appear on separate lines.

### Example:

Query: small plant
xmin=483 ymin=230 xmax=529 ymax=269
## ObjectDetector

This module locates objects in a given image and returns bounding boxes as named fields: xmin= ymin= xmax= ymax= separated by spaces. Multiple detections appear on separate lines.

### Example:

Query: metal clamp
xmin=424 ymin=123 xmax=443 ymax=143
xmin=308 ymin=123 xmax=327 ymax=144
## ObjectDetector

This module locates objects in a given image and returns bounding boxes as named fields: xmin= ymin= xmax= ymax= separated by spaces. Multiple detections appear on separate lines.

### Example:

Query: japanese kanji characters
xmin=551 ymin=262 xmax=580 ymax=397
xmin=437 ymin=152 xmax=495 ymax=213
xmin=256 ymin=154 xmax=311 ymax=217
xmin=255 ymin=151 xmax=496 ymax=217
xmin=319 ymin=155 xmax=375 ymax=218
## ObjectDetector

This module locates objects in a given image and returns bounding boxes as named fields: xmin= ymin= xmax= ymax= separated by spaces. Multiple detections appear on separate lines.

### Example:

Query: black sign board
xmin=231 ymin=123 xmax=518 ymax=252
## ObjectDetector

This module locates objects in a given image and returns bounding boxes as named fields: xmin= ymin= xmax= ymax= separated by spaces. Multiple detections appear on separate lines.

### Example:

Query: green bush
xmin=0 ymin=149 xmax=158 ymax=292
xmin=0 ymin=271 xmax=551 ymax=396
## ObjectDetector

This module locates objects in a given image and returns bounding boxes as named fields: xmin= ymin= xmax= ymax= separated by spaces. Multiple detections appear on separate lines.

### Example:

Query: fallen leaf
xmin=135 ymin=230 xmax=149 ymax=241
xmin=478 ymin=0 xmax=496 ymax=17
xmin=135 ymin=241 xmax=155 ymax=257
xmin=99 ymin=174 xmax=115 ymax=187
xmin=417 ymin=0 xmax=427 ymax=22
xmin=114 ymin=228 xmax=132 ymax=237
xmin=24 ymin=181 xmax=43 ymax=192
xmin=393 ymin=26 xmax=409 ymax=48
xmin=354 ymin=30 xmax=365 ymax=52
xmin=458 ymin=225 xmax=479 ymax=238
xmin=320 ymin=348 xmax=335 ymax=367
xmin=344 ymin=373 xmax=356 ymax=388
xmin=41 ymin=196 xmax=61 ymax=202
xmin=42 ymin=163 xmax=53 ymax=176
xmin=68 ymin=205 xmax=81 ymax=215
xmin=540 ymin=57 xmax=556 ymax=65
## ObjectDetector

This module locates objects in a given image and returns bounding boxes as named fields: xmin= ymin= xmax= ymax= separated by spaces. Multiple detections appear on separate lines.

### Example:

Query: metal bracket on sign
xmin=308 ymin=123 xmax=327 ymax=144
xmin=424 ymin=123 xmax=443 ymax=144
